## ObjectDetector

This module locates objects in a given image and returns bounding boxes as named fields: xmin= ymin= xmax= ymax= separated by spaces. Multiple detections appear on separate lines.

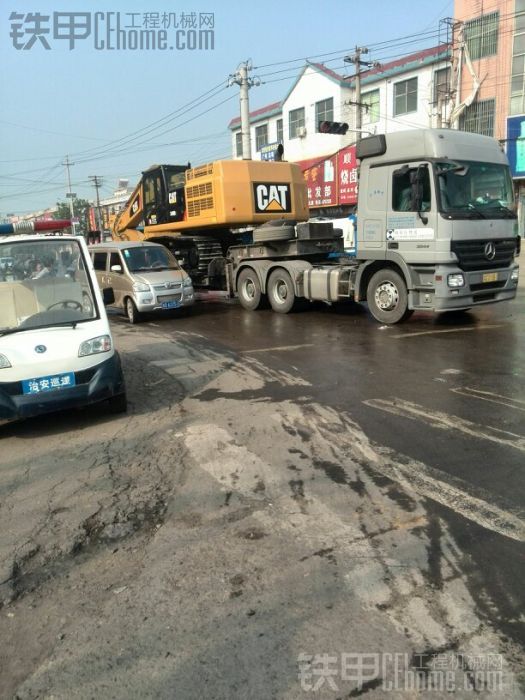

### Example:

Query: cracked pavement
xmin=1 ymin=298 xmax=524 ymax=699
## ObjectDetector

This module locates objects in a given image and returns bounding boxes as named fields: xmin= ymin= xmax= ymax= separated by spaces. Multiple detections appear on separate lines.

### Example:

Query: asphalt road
xmin=0 ymin=288 xmax=524 ymax=699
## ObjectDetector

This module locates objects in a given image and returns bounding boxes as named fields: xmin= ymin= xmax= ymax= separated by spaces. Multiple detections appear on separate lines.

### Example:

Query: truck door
xmin=387 ymin=162 xmax=436 ymax=263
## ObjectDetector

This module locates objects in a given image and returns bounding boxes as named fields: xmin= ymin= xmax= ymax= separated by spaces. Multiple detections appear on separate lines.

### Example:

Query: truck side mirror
xmin=103 ymin=287 xmax=115 ymax=305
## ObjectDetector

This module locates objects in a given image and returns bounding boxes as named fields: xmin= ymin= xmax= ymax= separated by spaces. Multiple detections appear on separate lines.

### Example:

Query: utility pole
xmin=344 ymin=47 xmax=380 ymax=140
xmin=89 ymin=175 xmax=104 ymax=234
xmin=62 ymin=155 xmax=76 ymax=235
xmin=229 ymin=60 xmax=260 ymax=160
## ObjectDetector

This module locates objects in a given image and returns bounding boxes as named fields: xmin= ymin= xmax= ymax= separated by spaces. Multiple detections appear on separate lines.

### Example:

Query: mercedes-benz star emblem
xmin=484 ymin=241 xmax=496 ymax=260
xmin=35 ymin=345 xmax=47 ymax=354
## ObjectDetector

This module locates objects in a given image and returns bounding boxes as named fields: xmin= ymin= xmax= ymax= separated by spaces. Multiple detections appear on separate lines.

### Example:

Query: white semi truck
xmin=229 ymin=128 xmax=520 ymax=323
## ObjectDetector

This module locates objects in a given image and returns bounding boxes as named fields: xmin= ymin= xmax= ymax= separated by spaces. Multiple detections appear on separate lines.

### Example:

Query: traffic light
xmin=318 ymin=121 xmax=349 ymax=135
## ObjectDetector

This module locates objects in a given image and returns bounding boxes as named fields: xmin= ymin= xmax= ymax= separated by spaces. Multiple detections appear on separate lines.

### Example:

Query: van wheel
xmin=267 ymin=268 xmax=296 ymax=313
xmin=125 ymin=298 xmax=141 ymax=324
xmin=367 ymin=269 xmax=410 ymax=324
xmin=237 ymin=268 xmax=264 ymax=310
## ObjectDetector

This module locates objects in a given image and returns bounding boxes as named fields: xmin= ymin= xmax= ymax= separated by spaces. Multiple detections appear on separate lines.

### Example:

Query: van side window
xmin=109 ymin=252 xmax=122 ymax=270
xmin=93 ymin=252 xmax=107 ymax=271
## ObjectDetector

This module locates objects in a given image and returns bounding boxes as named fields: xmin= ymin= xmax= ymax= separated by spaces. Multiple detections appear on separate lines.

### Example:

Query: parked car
xmin=0 ymin=234 xmax=126 ymax=423
xmin=89 ymin=241 xmax=194 ymax=323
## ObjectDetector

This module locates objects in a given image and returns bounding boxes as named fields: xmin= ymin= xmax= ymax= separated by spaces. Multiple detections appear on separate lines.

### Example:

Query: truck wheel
xmin=367 ymin=269 xmax=410 ymax=324
xmin=268 ymin=268 xmax=296 ymax=313
xmin=253 ymin=225 xmax=295 ymax=243
xmin=237 ymin=268 xmax=264 ymax=310
xmin=125 ymin=297 xmax=141 ymax=324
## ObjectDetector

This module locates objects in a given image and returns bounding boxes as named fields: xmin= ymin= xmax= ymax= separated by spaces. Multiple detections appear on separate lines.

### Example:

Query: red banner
xmin=303 ymin=156 xmax=337 ymax=208
xmin=338 ymin=145 xmax=358 ymax=204
xmin=299 ymin=144 xmax=358 ymax=208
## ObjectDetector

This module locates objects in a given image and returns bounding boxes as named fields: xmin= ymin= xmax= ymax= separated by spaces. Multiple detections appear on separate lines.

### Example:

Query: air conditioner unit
xmin=297 ymin=126 xmax=307 ymax=138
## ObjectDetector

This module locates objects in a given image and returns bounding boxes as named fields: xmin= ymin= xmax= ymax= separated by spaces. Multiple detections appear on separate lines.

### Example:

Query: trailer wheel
xmin=268 ymin=268 xmax=296 ymax=313
xmin=237 ymin=268 xmax=264 ymax=310
xmin=366 ymin=269 xmax=411 ymax=324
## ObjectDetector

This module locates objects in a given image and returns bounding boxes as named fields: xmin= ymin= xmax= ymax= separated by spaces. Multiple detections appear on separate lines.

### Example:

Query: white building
xmin=228 ymin=44 xmax=451 ymax=166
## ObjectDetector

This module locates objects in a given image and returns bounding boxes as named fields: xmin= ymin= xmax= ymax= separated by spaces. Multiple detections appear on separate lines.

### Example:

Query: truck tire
xmin=253 ymin=225 xmax=295 ymax=243
xmin=366 ymin=269 xmax=411 ymax=324
xmin=267 ymin=268 xmax=296 ymax=313
xmin=237 ymin=268 xmax=265 ymax=310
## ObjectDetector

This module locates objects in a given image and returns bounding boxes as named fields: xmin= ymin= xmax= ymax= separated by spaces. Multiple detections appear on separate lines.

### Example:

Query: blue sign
xmin=260 ymin=142 xmax=280 ymax=161
xmin=506 ymin=115 xmax=525 ymax=177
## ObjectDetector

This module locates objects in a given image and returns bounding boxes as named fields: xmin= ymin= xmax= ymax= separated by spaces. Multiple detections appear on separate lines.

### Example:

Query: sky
xmin=0 ymin=0 xmax=453 ymax=217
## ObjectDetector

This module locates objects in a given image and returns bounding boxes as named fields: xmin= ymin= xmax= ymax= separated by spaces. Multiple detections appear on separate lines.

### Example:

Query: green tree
xmin=54 ymin=198 xmax=92 ymax=237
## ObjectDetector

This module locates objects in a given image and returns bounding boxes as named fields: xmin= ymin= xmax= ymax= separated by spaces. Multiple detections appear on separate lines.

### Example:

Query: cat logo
xmin=253 ymin=182 xmax=291 ymax=213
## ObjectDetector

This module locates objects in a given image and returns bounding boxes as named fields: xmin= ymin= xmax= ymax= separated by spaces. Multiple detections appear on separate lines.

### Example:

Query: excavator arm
xmin=111 ymin=179 xmax=145 ymax=240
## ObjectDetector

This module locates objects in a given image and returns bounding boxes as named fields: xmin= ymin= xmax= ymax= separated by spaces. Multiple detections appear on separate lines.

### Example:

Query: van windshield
xmin=122 ymin=246 xmax=180 ymax=272
xmin=0 ymin=238 xmax=97 ymax=334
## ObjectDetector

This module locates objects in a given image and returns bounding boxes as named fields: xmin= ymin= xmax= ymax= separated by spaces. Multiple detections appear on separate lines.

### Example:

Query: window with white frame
xmin=464 ymin=11 xmax=499 ymax=61
xmin=235 ymin=132 xmax=242 ymax=157
xmin=394 ymin=77 xmax=418 ymax=116
xmin=315 ymin=98 xmax=334 ymax=131
xmin=276 ymin=118 xmax=283 ymax=144
xmin=289 ymin=107 xmax=305 ymax=139
xmin=361 ymin=90 xmax=380 ymax=123
xmin=433 ymin=67 xmax=450 ymax=104
xmin=459 ymin=98 xmax=495 ymax=137
xmin=510 ymin=4 xmax=525 ymax=115
xmin=255 ymin=124 xmax=268 ymax=152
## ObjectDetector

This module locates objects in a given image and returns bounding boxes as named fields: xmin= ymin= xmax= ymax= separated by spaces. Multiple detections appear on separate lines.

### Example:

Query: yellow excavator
xmin=111 ymin=158 xmax=309 ymax=284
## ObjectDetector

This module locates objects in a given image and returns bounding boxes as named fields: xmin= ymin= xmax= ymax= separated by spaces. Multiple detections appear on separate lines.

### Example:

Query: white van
xmin=89 ymin=241 xmax=194 ymax=324
xmin=0 ymin=234 xmax=126 ymax=423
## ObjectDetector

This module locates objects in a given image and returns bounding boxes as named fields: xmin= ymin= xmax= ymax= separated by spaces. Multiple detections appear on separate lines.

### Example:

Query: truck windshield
xmin=123 ymin=246 xmax=180 ymax=272
xmin=435 ymin=160 xmax=516 ymax=218
xmin=0 ymin=238 xmax=97 ymax=333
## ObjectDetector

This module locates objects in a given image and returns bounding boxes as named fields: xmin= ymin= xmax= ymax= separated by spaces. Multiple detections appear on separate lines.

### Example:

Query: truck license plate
xmin=22 ymin=372 xmax=76 ymax=395
xmin=482 ymin=272 xmax=498 ymax=283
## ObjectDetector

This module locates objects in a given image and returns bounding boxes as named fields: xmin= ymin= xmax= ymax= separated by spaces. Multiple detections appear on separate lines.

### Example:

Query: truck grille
xmin=451 ymin=238 xmax=517 ymax=271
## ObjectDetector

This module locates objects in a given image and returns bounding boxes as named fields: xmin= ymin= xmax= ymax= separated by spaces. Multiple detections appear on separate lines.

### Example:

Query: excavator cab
xmin=142 ymin=164 xmax=188 ymax=227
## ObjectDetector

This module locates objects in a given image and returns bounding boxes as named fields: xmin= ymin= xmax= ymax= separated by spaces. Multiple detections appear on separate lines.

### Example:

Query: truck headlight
xmin=78 ymin=335 xmax=112 ymax=357
xmin=511 ymin=268 xmax=519 ymax=281
xmin=132 ymin=282 xmax=150 ymax=292
xmin=183 ymin=277 xmax=193 ymax=288
xmin=0 ymin=353 xmax=11 ymax=369
xmin=448 ymin=273 xmax=465 ymax=288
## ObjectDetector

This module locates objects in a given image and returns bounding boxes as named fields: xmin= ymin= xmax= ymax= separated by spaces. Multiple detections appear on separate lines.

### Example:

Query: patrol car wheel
xmin=106 ymin=392 xmax=128 ymax=415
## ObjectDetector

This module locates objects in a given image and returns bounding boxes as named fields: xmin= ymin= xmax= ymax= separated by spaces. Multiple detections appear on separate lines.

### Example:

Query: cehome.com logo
xmin=253 ymin=183 xmax=291 ymax=213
